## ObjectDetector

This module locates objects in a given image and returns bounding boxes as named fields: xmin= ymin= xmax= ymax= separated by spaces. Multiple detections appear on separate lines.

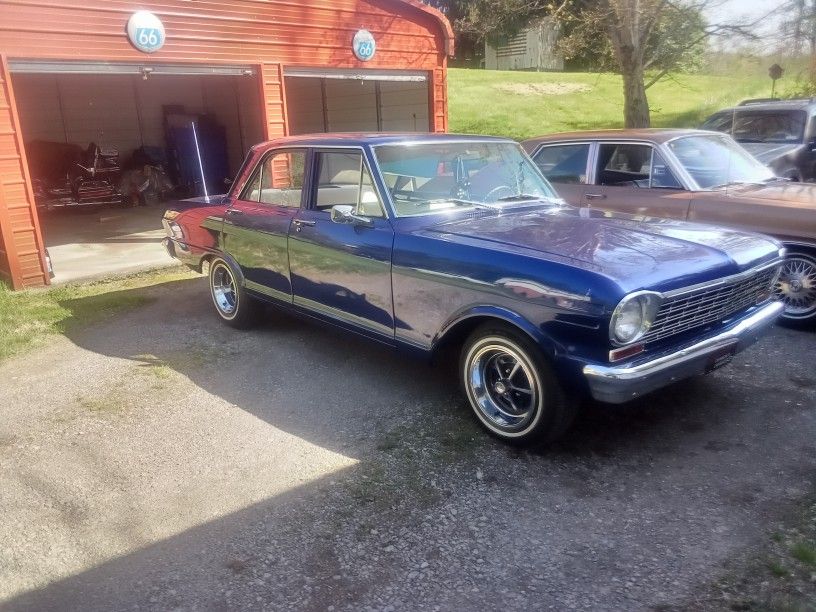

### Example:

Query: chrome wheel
xmin=210 ymin=262 xmax=238 ymax=318
xmin=464 ymin=339 xmax=541 ymax=433
xmin=775 ymin=254 xmax=816 ymax=320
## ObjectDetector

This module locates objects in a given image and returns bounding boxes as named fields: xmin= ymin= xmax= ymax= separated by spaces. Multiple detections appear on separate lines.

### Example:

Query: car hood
xmin=426 ymin=205 xmax=781 ymax=293
xmin=739 ymin=142 xmax=800 ymax=164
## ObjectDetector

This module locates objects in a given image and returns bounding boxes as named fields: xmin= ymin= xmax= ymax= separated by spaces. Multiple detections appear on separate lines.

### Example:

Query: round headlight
xmin=610 ymin=292 xmax=661 ymax=345
xmin=613 ymin=298 xmax=645 ymax=344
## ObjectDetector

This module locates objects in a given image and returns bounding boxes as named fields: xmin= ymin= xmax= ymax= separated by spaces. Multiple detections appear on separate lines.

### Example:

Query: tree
xmin=432 ymin=0 xmax=758 ymax=128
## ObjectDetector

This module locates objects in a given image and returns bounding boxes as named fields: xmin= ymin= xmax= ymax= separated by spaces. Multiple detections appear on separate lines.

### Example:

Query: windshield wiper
xmin=709 ymin=180 xmax=765 ymax=190
xmin=496 ymin=193 xmax=542 ymax=202
xmin=421 ymin=198 xmax=491 ymax=210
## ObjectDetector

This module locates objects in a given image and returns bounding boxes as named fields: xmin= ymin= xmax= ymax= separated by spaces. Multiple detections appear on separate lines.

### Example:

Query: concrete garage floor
xmin=41 ymin=204 xmax=175 ymax=284
xmin=0 ymin=278 xmax=814 ymax=611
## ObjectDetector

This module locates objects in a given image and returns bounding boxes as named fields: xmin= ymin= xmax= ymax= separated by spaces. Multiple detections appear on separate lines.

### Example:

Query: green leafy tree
xmin=428 ymin=0 xmax=758 ymax=128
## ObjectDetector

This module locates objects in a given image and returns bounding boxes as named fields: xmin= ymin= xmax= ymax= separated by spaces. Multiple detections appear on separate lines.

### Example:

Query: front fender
xmin=433 ymin=304 xmax=564 ymax=359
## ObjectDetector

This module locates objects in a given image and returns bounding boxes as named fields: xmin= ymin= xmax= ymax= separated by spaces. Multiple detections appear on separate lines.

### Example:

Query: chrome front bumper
xmin=583 ymin=301 xmax=784 ymax=404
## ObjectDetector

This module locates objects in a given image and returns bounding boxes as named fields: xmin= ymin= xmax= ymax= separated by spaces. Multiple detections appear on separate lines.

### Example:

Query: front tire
xmin=776 ymin=250 xmax=816 ymax=328
xmin=209 ymin=258 xmax=260 ymax=329
xmin=460 ymin=323 xmax=576 ymax=445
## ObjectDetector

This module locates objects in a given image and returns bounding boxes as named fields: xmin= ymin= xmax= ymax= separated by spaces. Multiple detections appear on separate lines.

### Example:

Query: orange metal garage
xmin=0 ymin=0 xmax=453 ymax=289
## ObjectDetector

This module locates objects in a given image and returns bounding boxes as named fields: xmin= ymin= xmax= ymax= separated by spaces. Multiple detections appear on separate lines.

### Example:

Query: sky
xmin=704 ymin=0 xmax=787 ymax=42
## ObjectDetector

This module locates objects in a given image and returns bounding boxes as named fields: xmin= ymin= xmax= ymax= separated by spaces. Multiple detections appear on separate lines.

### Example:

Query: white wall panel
xmin=202 ymin=77 xmax=243 ymax=174
xmin=134 ymin=75 xmax=205 ymax=149
xmin=12 ymin=74 xmax=65 ymax=143
xmin=57 ymin=75 xmax=142 ymax=153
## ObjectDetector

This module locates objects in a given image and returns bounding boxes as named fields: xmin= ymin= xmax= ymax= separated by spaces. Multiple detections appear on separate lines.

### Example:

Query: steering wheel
xmin=483 ymin=185 xmax=515 ymax=202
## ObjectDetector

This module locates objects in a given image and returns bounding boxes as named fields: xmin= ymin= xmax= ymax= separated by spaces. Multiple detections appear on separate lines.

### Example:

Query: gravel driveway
xmin=1 ymin=276 xmax=814 ymax=611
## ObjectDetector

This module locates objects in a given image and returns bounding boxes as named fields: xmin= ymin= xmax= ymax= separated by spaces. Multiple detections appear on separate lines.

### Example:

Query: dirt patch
xmin=496 ymin=82 xmax=591 ymax=96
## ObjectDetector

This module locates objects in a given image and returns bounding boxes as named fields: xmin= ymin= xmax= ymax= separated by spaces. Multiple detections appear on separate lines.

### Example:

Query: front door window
xmin=314 ymin=151 xmax=385 ymax=217
xmin=595 ymin=143 xmax=681 ymax=189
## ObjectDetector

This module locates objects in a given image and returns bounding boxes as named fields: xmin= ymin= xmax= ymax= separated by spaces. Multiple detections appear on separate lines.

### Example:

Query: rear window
xmin=704 ymin=109 xmax=807 ymax=144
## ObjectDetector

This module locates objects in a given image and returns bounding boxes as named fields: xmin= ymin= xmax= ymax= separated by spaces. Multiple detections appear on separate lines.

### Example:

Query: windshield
xmin=372 ymin=141 xmax=558 ymax=217
xmin=667 ymin=134 xmax=776 ymax=189
xmin=702 ymin=109 xmax=807 ymax=144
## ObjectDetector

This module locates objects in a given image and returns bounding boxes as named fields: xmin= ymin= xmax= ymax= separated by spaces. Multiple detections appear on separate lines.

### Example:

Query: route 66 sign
xmin=353 ymin=29 xmax=376 ymax=62
xmin=127 ymin=11 xmax=166 ymax=54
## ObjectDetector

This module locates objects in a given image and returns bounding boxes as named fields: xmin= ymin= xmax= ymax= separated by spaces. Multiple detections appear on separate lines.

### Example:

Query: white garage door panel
xmin=379 ymin=82 xmax=429 ymax=132
xmin=285 ymin=77 xmax=430 ymax=135
xmin=325 ymin=80 xmax=378 ymax=132
xmin=286 ymin=78 xmax=324 ymax=135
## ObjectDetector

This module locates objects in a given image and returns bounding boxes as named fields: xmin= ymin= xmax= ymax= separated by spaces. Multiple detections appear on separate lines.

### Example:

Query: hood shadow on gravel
xmin=5 ymin=276 xmax=815 ymax=610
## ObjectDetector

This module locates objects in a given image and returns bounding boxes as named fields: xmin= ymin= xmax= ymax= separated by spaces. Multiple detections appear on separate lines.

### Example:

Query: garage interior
xmin=9 ymin=65 xmax=431 ymax=284
xmin=10 ymin=62 xmax=265 ymax=283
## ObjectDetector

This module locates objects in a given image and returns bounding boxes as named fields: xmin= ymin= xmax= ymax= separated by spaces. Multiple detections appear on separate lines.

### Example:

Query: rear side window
xmin=241 ymin=150 xmax=306 ymax=207
xmin=532 ymin=144 xmax=589 ymax=184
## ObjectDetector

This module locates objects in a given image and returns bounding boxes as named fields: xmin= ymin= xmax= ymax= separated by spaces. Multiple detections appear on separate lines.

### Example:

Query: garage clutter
xmin=27 ymin=106 xmax=229 ymax=212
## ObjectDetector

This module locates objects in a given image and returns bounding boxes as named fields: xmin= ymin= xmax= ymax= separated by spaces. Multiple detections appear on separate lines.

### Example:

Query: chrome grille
xmin=644 ymin=264 xmax=780 ymax=343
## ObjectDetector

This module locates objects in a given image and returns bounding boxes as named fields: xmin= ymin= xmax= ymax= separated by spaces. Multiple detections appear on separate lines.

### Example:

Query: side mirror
xmin=330 ymin=204 xmax=373 ymax=227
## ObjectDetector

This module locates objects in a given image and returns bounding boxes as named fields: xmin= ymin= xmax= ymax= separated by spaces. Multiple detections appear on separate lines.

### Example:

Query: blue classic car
xmin=163 ymin=134 xmax=785 ymax=444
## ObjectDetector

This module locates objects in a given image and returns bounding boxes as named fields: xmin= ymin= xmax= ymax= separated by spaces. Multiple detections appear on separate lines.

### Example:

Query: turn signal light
xmin=609 ymin=343 xmax=645 ymax=362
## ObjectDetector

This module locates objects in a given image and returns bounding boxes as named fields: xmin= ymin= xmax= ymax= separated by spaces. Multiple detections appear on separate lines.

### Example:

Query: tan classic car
xmin=522 ymin=129 xmax=816 ymax=326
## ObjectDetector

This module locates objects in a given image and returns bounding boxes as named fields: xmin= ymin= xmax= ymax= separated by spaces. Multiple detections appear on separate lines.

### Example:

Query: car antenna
xmin=191 ymin=120 xmax=210 ymax=203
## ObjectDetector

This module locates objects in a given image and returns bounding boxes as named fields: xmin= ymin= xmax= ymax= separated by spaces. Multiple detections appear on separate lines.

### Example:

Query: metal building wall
xmin=0 ymin=0 xmax=452 ymax=289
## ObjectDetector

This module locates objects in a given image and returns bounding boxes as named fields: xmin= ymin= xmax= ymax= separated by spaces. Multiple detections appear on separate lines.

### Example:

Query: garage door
xmin=284 ymin=68 xmax=430 ymax=135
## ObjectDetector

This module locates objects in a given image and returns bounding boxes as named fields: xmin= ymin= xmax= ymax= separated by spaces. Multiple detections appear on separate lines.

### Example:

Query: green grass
xmin=0 ymin=267 xmax=195 ymax=362
xmin=448 ymin=68 xmax=771 ymax=140
xmin=790 ymin=541 xmax=816 ymax=567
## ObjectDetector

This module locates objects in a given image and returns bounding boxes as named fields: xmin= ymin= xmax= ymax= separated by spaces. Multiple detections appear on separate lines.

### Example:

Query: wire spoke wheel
xmin=775 ymin=254 xmax=816 ymax=320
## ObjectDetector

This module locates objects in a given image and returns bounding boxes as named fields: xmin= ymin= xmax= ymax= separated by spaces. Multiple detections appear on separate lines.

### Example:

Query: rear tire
xmin=460 ymin=323 xmax=576 ymax=446
xmin=208 ymin=257 xmax=260 ymax=329
xmin=776 ymin=250 xmax=816 ymax=329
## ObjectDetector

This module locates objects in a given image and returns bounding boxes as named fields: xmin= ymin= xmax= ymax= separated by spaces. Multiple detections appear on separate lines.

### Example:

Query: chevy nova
xmin=163 ymin=134 xmax=784 ymax=444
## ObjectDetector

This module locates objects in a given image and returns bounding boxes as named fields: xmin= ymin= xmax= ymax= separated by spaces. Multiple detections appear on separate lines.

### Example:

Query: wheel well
xmin=782 ymin=243 xmax=816 ymax=257
xmin=432 ymin=315 xmax=537 ymax=363
xmin=198 ymin=253 xmax=215 ymax=273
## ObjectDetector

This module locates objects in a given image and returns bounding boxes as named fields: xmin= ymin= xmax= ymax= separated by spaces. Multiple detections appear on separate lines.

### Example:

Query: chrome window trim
xmin=592 ymin=140 xmax=694 ymax=191
xmin=661 ymin=131 xmax=776 ymax=192
xmin=237 ymin=147 xmax=309 ymax=208
xmin=370 ymin=140 xmax=557 ymax=219
xmin=288 ymin=144 xmax=395 ymax=220
xmin=310 ymin=147 xmax=389 ymax=219
xmin=528 ymin=141 xmax=593 ymax=185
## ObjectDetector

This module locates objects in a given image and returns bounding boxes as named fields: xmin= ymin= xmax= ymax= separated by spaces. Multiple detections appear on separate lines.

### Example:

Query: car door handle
xmin=292 ymin=219 xmax=316 ymax=232
xmin=585 ymin=193 xmax=607 ymax=200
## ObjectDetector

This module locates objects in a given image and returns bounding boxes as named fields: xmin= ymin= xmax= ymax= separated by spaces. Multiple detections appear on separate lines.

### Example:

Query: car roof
xmin=256 ymin=133 xmax=513 ymax=149
xmin=522 ymin=128 xmax=715 ymax=148
xmin=716 ymin=98 xmax=816 ymax=113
